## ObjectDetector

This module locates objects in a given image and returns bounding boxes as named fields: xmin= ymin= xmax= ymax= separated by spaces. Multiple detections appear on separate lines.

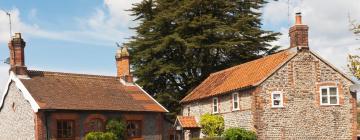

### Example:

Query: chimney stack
xmin=289 ymin=12 xmax=309 ymax=50
xmin=8 ymin=33 xmax=28 ymax=76
xmin=115 ymin=45 xmax=133 ymax=83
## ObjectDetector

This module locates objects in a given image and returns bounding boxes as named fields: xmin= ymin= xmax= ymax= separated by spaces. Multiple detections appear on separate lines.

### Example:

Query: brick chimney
xmin=115 ymin=45 xmax=133 ymax=83
xmin=8 ymin=33 xmax=28 ymax=76
xmin=289 ymin=12 xmax=309 ymax=50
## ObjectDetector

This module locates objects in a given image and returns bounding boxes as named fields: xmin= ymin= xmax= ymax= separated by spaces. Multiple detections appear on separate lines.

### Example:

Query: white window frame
xmin=320 ymin=86 xmax=339 ymax=106
xmin=213 ymin=97 xmax=219 ymax=113
xmin=271 ymin=91 xmax=284 ymax=108
xmin=232 ymin=92 xmax=240 ymax=111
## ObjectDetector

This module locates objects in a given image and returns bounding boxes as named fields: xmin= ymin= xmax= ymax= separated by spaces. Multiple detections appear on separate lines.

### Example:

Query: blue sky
xmin=0 ymin=0 xmax=140 ymax=76
xmin=0 ymin=0 xmax=360 ymax=92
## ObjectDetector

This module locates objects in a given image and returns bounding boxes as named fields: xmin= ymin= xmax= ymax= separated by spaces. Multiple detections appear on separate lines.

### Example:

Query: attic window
xmin=320 ymin=86 xmax=339 ymax=105
xmin=187 ymin=107 xmax=190 ymax=116
xmin=271 ymin=91 xmax=283 ymax=108
xmin=213 ymin=97 xmax=219 ymax=113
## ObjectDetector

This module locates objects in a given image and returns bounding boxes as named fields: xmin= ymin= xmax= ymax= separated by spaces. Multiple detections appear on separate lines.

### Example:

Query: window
xmin=57 ymin=120 xmax=75 ymax=139
xmin=213 ymin=97 xmax=219 ymax=113
xmin=127 ymin=120 xmax=142 ymax=138
xmin=232 ymin=93 xmax=239 ymax=110
xmin=88 ymin=118 xmax=104 ymax=132
xmin=187 ymin=107 xmax=190 ymax=116
xmin=271 ymin=91 xmax=283 ymax=108
xmin=320 ymin=86 xmax=339 ymax=105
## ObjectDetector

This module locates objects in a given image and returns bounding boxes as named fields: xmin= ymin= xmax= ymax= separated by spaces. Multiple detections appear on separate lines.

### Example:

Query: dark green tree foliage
xmin=128 ymin=0 xmax=280 ymax=117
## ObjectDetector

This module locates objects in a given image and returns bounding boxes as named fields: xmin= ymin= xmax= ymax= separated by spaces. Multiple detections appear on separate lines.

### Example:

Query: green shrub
xmin=223 ymin=128 xmax=256 ymax=140
xmin=191 ymin=137 xmax=224 ymax=140
xmin=85 ymin=132 xmax=117 ymax=140
xmin=106 ymin=119 xmax=126 ymax=140
xmin=200 ymin=113 xmax=225 ymax=137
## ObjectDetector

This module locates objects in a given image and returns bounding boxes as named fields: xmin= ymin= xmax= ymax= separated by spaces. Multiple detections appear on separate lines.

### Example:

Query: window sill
xmin=320 ymin=104 xmax=340 ymax=106
xmin=271 ymin=106 xmax=284 ymax=109
xmin=232 ymin=108 xmax=240 ymax=112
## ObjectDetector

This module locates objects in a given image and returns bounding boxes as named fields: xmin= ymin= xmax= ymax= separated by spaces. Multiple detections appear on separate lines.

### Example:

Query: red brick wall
xmin=35 ymin=112 xmax=46 ymax=140
xmin=116 ymin=56 xmax=130 ymax=77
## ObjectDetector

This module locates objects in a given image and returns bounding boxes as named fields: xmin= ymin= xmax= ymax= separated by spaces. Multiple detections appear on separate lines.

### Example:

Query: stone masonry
xmin=0 ymin=82 xmax=35 ymax=139
xmin=182 ymin=50 xmax=356 ymax=140
xmin=255 ymin=50 xmax=356 ymax=139
xmin=182 ymin=88 xmax=255 ymax=138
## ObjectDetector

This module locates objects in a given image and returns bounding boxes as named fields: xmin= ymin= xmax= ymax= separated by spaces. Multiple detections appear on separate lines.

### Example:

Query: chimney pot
xmin=289 ymin=13 xmax=309 ymax=50
xmin=14 ymin=33 xmax=21 ymax=39
xmin=295 ymin=12 xmax=302 ymax=25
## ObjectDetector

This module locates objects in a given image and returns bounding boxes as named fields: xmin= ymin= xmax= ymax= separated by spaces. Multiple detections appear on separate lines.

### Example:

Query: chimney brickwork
xmin=289 ymin=13 xmax=309 ymax=50
xmin=8 ymin=33 xmax=28 ymax=76
xmin=115 ymin=46 xmax=133 ymax=83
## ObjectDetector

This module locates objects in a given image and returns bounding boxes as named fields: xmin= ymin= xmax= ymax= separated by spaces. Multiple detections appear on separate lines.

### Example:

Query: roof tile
xmin=20 ymin=70 xmax=167 ymax=112
xmin=181 ymin=49 xmax=296 ymax=103
xmin=177 ymin=116 xmax=199 ymax=128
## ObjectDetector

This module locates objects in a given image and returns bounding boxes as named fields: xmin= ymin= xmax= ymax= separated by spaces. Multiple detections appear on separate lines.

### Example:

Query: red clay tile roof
xmin=181 ymin=49 xmax=297 ymax=103
xmin=20 ymin=70 xmax=167 ymax=112
xmin=176 ymin=116 xmax=199 ymax=128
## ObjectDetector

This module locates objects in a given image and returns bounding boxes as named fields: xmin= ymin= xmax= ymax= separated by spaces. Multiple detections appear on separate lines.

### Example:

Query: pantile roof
xmin=176 ymin=116 xmax=199 ymax=128
xmin=20 ymin=70 xmax=167 ymax=112
xmin=181 ymin=49 xmax=297 ymax=103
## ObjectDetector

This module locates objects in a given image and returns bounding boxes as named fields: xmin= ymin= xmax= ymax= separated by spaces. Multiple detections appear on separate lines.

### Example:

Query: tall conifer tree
xmin=128 ymin=0 xmax=280 ymax=117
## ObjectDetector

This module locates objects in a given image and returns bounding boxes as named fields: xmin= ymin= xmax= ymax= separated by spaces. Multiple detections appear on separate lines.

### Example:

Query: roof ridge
xmin=27 ymin=70 xmax=117 ymax=79
xmin=210 ymin=49 xmax=291 ymax=76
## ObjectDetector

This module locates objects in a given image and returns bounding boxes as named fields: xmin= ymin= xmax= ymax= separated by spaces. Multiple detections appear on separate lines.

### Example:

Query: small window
xmin=232 ymin=93 xmax=239 ymax=110
xmin=271 ymin=91 xmax=283 ymax=108
xmin=88 ymin=118 xmax=104 ymax=132
xmin=12 ymin=102 xmax=16 ymax=112
xmin=187 ymin=107 xmax=190 ymax=116
xmin=57 ymin=120 xmax=75 ymax=139
xmin=320 ymin=86 xmax=339 ymax=105
xmin=127 ymin=120 xmax=142 ymax=138
xmin=213 ymin=97 xmax=219 ymax=113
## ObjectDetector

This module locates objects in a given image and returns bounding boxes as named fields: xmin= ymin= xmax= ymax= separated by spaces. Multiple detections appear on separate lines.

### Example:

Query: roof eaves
xmin=135 ymin=84 xmax=169 ymax=113
xmin=180 ymin=85 xmax=255 ymax=104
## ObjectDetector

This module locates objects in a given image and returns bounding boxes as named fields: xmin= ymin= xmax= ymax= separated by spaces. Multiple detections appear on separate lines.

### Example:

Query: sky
xmin=0 ymin=0 xmax=359 ymax=93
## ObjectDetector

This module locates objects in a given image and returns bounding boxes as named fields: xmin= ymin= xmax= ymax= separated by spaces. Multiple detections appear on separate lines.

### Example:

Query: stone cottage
xmin=177 ymin=13 xmax=357 ymax=139
xmin=0 ymin=33 xmax=170 ymax=140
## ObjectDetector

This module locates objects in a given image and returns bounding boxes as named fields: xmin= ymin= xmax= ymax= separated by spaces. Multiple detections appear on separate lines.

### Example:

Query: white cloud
xmin=262 ymin=0 xmax=360 ymax=73
xmin=0 ymin=0 xmax=142 ymax=45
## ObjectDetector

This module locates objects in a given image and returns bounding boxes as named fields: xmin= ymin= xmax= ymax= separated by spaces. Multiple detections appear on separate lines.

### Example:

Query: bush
xmin=85 ymin=132 xmax=117 ymax=140
xmin=200 ymin=113 xmax=225 ymax=137
xmin=106 ymin=119 xmax=126 ymax=140
xmin=191 ymin=137 xmax=224 ymax=140
xmin=223 ymin=128 xmax=256 ymax=140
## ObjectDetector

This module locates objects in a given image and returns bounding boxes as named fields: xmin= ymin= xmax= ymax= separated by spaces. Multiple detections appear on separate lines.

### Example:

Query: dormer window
xmin=213 ymin=97 xmax=219 ymax=113
xmin=232 ymin=93 xmax=239 ymax=110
